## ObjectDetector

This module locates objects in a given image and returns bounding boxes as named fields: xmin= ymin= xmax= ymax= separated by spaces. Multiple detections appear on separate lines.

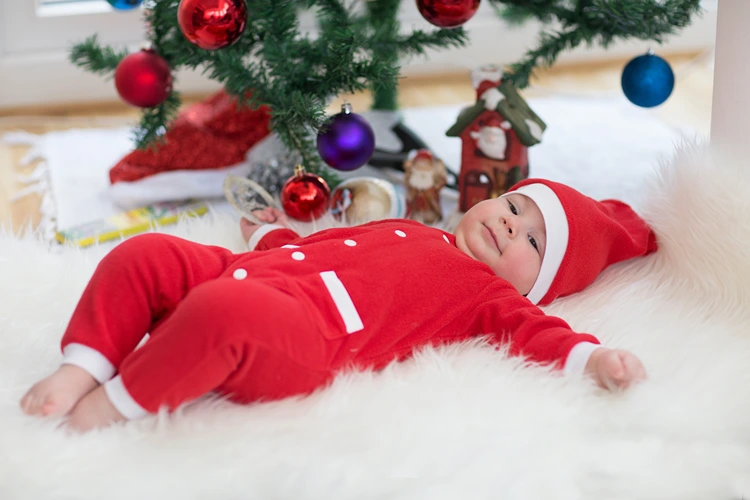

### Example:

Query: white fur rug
xmin=3 ymin=141 xmax=750 ymax=499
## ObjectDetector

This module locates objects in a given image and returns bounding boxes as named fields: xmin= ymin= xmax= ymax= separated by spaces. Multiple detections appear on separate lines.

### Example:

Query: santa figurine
xmin=470 ymin=115 xmax=513 ymax=161
xmin=403 ymin=149 xmax=448 ymax=224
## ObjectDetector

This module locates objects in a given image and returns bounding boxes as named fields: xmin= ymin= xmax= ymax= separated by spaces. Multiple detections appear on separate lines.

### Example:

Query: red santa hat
xmin=478 ymin=115 xmax=504 ymax=129
xmin=407 ymin=149 xmax=435 ymax=163
xmin=504 ymin=179 xmax=658 ymax=305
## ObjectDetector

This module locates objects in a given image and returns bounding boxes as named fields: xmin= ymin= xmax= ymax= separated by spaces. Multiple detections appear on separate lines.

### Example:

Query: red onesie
xmin=59 ymin=220 xmax=600 ymax=420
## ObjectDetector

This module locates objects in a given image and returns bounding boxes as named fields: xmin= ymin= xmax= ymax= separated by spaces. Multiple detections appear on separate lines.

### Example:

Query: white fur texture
xmin=2 ymin=142 xmax=750 ymax=500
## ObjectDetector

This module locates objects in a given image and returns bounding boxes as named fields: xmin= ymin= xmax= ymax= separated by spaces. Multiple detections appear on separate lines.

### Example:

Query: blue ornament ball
xmin=621 ymin=53 xmax=675 ymax=108
xmin=317 ymin=104 xmax=375 ymax=171
xmin=107 ymin=0 xmax=143 ymax=10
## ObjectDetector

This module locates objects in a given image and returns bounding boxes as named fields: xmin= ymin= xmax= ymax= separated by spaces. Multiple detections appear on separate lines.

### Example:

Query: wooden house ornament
xmin=446 ymin=65 xmax=547 ymax=212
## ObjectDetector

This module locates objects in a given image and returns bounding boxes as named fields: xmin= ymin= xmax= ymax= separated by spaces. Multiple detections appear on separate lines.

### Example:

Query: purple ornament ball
xmin=316 ymin=106 xmax=375 ymax=171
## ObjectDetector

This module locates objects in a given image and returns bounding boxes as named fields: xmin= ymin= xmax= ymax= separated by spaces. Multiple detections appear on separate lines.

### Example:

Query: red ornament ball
xmin=114 ymin=49 xmax=172 ymax=108
xmin=416 ymin=0 xmax=480 ymax=28
xmin=178 ymin=0 xmax=247 ymax=50
xmin=281 ymin=168 xmax=331 ymax=222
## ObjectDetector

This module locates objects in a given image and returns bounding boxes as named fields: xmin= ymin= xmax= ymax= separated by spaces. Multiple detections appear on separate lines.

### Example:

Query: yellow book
xmin=55 ymin=200 xmax=209 ymax=247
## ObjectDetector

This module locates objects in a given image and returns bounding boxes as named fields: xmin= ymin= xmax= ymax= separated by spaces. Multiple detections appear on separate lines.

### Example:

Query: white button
xmin=291 ymin=251 xmax=305 ymax=261
xmin=443 ymin=234 xmax=450 ymax=243
xmin=344 ymin=239 xmax=357 ymax=247
xmin=395 ymin=230 xmax=406 ymax=238
xmin=233 ymin=268 xmax=248 ymax=280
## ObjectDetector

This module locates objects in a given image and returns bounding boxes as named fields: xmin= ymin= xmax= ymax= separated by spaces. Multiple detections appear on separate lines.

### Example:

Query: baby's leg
xmin=21 ymin=233 xmax=236 ymax=417
xmin=67 ymin=276 xmax=333 ymax=431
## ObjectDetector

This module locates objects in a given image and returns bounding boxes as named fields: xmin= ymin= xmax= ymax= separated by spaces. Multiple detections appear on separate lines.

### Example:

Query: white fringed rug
xmin=5 ymin=133 xmax=750 ymax=496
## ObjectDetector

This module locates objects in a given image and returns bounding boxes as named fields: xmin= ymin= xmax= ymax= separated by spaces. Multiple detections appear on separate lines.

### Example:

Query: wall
xmin=0 ymin=0 xmax=718 ymax=109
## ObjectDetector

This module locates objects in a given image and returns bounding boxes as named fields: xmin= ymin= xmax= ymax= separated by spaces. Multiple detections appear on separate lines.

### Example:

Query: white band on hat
xmin=503 ymin=183 xmax=569 ymax=305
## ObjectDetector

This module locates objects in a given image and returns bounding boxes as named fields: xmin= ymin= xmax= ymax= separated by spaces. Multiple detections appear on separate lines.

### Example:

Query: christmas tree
xmin=70 ymin=0 xmax=702 ymax=184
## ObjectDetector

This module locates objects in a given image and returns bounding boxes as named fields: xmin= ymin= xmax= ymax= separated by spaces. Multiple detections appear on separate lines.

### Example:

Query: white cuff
xmin=103 ymin=375 xmax=150 ymax=420
xmin=247 ymin=224 xmax=286 ymax=250
xmin=61 ymin=343 xmax=116 ymax=383
xmin=563 ymin=342 xmax=601 ymax=376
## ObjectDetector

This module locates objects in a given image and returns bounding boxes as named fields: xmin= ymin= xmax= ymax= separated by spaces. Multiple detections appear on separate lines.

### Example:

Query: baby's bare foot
xmin=67 ymin=385 xmax=126 ymax=433
xmin=20 ymin=364 xmax=99 ymax=417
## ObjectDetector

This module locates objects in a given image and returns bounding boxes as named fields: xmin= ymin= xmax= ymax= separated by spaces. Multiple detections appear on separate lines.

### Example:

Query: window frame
xmin=2 ymin=0 xmax=144 ymax=56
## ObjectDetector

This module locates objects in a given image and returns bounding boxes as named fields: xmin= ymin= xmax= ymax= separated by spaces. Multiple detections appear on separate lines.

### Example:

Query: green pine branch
xmin=491 ymin=0 xmax=702 ymax=88
xmin=69 ymin=35 xmax=128 ymax=75
xmin=132 ymin=91 xmax=182 ymax=149
xmin=69 ymin=0 xmax=701 ymax=182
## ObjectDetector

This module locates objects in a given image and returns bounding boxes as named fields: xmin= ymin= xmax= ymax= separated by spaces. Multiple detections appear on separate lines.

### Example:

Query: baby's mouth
xmin=483 ymin=224 xmax=502 ymax=254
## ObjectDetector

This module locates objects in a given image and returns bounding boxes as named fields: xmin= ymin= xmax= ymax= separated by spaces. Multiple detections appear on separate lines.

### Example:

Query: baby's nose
xmin=501 ymin=216 xmax=516 ymax=237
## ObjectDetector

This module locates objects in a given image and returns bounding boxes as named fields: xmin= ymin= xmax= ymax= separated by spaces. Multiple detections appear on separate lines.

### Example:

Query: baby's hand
xmin=584 ymin=348 xmax=647 ymax=391
xmin=253 ymin=206 xmax=289 ymax=225
xmin=240 ymin=207 xmax=290 ymax=242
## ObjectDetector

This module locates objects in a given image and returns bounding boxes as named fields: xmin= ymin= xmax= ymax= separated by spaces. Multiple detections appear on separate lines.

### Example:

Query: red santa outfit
xmin=58 ymin=179 xmax=657 ymax=420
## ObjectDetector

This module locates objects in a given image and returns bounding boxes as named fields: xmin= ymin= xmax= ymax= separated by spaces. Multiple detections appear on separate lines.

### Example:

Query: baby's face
xmin=454 ymin=193 xmax=546 ymax=295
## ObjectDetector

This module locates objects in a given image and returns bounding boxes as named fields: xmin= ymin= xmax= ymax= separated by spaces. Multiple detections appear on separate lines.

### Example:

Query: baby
xmin=21 ymin=178 xmax=656 ymax=431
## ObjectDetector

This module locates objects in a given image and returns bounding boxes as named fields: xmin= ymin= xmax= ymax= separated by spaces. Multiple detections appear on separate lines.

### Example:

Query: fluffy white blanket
xmin=2 ymin=142 xmax=750 ymax=500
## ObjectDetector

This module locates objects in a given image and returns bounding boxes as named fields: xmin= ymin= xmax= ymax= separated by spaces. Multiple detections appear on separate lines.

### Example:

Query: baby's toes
xmin=40 ymin=395 xmax=67 ymax=416
xmin=20 ymin=390 xmax=44 ymax=415
xmin=19 ymin=392 xmax=34 ymax=414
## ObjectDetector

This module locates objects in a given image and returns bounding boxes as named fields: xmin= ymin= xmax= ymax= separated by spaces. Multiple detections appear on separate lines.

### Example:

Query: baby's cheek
xmin=501 ymin=262 xmax=534 ymax=295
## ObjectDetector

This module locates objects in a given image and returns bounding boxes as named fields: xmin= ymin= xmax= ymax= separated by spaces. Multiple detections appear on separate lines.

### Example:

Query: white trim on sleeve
xmin=61 ymin=343 xmax=116 ymax=383
xmin=563 ymin=342 xmax=601 ymax=376
xmin=103 ymin=375 xmax=150 ymax=420
xmin=319 ymin=271 xmax=364 ymax=334
xmin=247 ymin=224 xmax=286 ymax=250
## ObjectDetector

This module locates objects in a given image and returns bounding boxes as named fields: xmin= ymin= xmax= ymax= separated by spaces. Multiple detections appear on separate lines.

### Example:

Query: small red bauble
xmin=114 ymin=49 xmax=172 ymax=108
xmin=281 ymin=165 xmax=331 ymax=222
xmin=416 ymin=0 xmax=480 ymax=28
xmin=178 ymin=0 xmax=247 ymax=50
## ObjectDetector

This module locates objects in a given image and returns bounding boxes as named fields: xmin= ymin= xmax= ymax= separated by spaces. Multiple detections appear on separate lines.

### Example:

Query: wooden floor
xmin=0 ymin=52 xmax=715 ymax=233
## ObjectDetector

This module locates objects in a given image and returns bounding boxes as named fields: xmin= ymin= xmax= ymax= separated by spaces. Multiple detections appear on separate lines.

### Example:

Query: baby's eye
xmin=528 ymin=235 xmax=538 ymax=252
xmin=508 ymin=200 xmax=518 ymax=215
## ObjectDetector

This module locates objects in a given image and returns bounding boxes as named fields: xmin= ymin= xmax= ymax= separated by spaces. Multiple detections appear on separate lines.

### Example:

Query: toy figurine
xmin=403 ymin=149 xmax=448 ymax=224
